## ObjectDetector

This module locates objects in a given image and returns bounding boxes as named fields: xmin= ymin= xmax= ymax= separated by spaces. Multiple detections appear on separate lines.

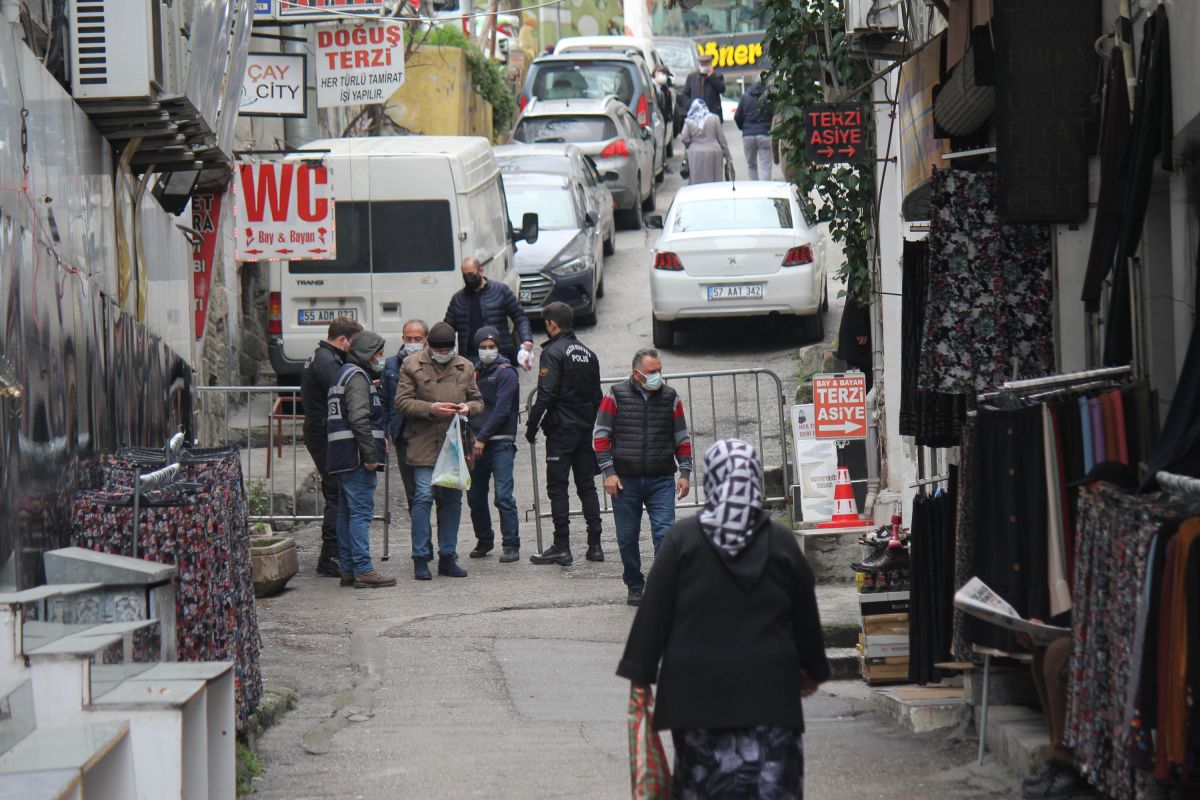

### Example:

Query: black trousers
xmin=545 ymin=429 xmax=603 ymax=546
xmin=305 ymin=438 xmax=340 ymax=557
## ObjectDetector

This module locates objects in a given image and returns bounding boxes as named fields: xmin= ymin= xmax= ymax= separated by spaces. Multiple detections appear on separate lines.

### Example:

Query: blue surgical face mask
xmin=478 ymin=347 xmax=499 ymax=364
xmin=639 ymin=370 xmax=664 ymax=391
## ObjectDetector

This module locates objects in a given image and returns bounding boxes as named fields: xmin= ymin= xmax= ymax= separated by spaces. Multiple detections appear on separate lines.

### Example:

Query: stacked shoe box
xmin=854 ymin=516 xmax=911 ymax=684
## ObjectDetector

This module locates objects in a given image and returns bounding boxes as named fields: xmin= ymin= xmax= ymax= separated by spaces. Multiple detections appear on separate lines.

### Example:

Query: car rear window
xmin=532 ymin=63 xmax=637 ymax=104
xmin=514 ymin=115 xmax=618 ymax=144
xmin=673 ymin=197 xmax=794 ymax=232
xmin=288 ymin=200 xmax=454 ymax=274
xmin=656 ymin=42 xmax=698 ymax=73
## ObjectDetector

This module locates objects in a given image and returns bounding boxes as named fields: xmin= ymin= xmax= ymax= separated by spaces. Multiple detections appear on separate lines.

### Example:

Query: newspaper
xmin=953 ymin=577 xmax=1070 ymax=646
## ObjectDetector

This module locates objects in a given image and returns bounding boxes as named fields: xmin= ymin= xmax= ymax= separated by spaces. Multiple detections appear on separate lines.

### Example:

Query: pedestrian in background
xmin=326 ymin=330 xmax=395 ymax=588
xmin=467 ymin=326 xmax=522 ymax=563
xmin=380 ymin=318 xmax=431 ymax=510
xmin=617 ymin=439 xmax=830 ymax=797
xmin=444 ymin=256 xmax=535 ymax=368
xmin=681 ymin=51 xmax=726 ymax=120
xmin=682 ymin=99 xmax=733 ymax=185
xmin=300 ymin=316 xmax=362 ymax=577
xmin=734 ymin=75 xmax=775 ymax=180
xmin=395 ymin=321 xmax=484 ymax=581
xmin=593 ymin=348 xmax=692 ymax=605
xmin=526 ymin=302 xmax=604 ymax=566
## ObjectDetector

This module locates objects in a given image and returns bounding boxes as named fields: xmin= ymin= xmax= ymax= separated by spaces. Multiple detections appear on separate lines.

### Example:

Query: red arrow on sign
xmin=276 ymin=248 xmax=294 ymax=254
xmin=308 ymin=248 xmax=327 ymax=253
xmin=818 ymin=146 xmax=835 ymax=159
xmin=839 ymin=146 xmax=856 ymax=157
xmin=817 ymin=420 xmax=864 ymax=436
xmin=243 ymin=248 xmax=263 ymax=255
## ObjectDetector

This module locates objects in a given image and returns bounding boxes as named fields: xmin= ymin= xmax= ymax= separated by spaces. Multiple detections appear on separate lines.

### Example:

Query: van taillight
xmin=637 ymin=94 xmax=650 ymax=127
xmin=518 ymin=94 xmax=528 ymax=111
xmin=600 ymin=140 xmax=630 ymax=158
xmin=654 ymin=251 xmax=683 ymax=271
xmin=268 ymin=291 xmax=282 ymax=335
xmin=782 ymin=245 xmax=813 ymax=267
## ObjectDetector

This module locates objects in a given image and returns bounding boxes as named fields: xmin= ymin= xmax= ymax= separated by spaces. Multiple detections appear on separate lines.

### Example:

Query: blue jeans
xmin=467 ymin=441 xmax=520 ymax=550
xmin=612 ymin=475 xmax=677 ymax=589
xmin=411 ymin=465 xmax=463 ymax=561
xmin=336 ymin=466 xmax=378 ymax=575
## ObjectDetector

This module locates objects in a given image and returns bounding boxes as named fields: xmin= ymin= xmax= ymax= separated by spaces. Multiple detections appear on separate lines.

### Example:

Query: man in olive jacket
xmin=395 ymin=321 xmax=485 ymax=580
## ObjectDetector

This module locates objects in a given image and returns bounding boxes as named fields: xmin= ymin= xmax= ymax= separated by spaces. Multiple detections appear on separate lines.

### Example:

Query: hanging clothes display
xmin=951 ymin=417 xmax=978 ymax=663
xmin=906 ymin=471 xmax=957 ymax=685
xmin=917 ymin=168 xmax=1055 ymax=396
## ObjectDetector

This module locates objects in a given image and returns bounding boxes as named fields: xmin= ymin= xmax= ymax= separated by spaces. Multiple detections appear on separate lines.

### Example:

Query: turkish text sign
xmin=192 ymin=191 xmax=222 ymax=339
xmin=315 ymin=20 xmax=405 ymax=109
xmin=234 ymin=161 xmax=336 ymax=261
xmin=812 ymin=372 xmax=867 ymax=440
xmin=277 ymin=0 xmax=384 ymax=20
xmin=805 ymin=102 xmax=867 ymax=164
xmin=241 ymin=52 xmax=307 ymax=118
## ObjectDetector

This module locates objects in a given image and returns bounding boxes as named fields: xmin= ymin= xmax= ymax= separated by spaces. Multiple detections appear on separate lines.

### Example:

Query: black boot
xmin=530 ymin=543 xmax=573 ymax=565
xmin=585 ymin=543 xmax=605 ymax=562
xmin=316 ymin=548 xmax=341 ymax=577
xmin=438 ymin=554 xmax=468 ymax=577
xmin=469 ymin=541 xmax=494 ymax=558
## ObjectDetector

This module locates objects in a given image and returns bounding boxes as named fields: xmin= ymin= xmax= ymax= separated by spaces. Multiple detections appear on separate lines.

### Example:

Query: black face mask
xmin=463 ymin=273 xmax=482 ymax=290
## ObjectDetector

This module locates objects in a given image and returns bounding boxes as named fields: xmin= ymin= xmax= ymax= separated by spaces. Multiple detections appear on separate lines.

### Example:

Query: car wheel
xmin=655 ymin=166 xmax=665 ymax=184
xmin=617 ymin=206 xmax=641 ymax=230
xmin=597 ymin=273 xmax=606 ymax=298
xmin=603 ymin=229 xmax=615 ymax=256
xmin=642 ymin=179 xmax=657 ymax=212
xmin=652 ymin=316 xmax=674 ymax=349
xmin=801 ymin=311 xmax=825 ymax=343
xmin=821 ymin=281 xmax=829 ymax=313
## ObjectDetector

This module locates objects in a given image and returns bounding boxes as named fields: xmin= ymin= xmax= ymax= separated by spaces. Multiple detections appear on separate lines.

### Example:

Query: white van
xmin=267 ymin=136 xmax=537 ymax=380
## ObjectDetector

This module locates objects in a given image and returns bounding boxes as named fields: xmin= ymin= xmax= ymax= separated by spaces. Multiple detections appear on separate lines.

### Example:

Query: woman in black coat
xmin=617 ymin=438 xmax=829 ymax=799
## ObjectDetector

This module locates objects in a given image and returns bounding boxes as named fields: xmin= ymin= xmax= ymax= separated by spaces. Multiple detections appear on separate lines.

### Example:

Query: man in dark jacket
xmin=444 ymin=257 xmax=535 ymax=367
xmin=326 ymin=330 xmax=395 ymax=588
xmin=681 ymin=52 xmax=726 ymax=121
xmin=593 ymin=347 xmax=693 ymax=605
xmin=734 ymin=77 xmax=774 ymax=180
xmin=467 ymin=326 xmax=522 ymax=562
xmin=301 ymin=316 xmax=362 ymax=576
xmin=526 ymin=302 xmax=604 ymax=566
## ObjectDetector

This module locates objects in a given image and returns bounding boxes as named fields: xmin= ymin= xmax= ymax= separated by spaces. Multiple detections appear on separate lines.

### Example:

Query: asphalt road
xmin=248 ymin=123 xmax=1022 ymax=799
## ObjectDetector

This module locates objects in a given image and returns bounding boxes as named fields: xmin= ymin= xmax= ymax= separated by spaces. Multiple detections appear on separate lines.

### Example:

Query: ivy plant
xmin=763 ymin=0 xmax=875 ymax=305
xmin=408 ymin=24 xmax=518 ymax=140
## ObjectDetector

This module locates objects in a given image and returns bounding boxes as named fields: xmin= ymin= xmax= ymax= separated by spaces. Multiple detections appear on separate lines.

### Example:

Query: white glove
xmin=516 ymin=348 xmax=534 ymax=371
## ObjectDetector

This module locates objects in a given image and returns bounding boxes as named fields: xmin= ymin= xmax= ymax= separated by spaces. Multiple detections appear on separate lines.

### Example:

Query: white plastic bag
xmin=432 ymin=413 xmax=471 ymax=491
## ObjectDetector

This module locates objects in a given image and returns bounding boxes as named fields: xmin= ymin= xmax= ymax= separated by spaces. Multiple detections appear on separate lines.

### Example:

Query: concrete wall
xmin=385 ymin=47 xmax=494 ymax=139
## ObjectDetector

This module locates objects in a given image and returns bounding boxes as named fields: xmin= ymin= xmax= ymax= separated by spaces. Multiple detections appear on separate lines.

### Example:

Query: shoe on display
xmin=1022 ymin=764 xmax=1092 ymax=799
xmin=530 ymin=544 xmax=574 ymax=566
xmin=627 ymin=587 xmax=643 ymax=606
xmin=438 ymin=554 xmax=468 ymax=577
xmin=469 ymin=541 xmax=494 ymax=559
xmin=585 ymin=544 xmax=605 ymax=562
xmin=353 ymin=570 xmax=397 ymax=588
xmin=499 ymin=548 xmax=520 ymax=563
xmin=414 ymin=560 xmax=432 ymax=581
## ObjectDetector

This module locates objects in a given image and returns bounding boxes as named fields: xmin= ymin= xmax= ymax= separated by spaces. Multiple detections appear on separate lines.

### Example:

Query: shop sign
xmin=994 ymin=0 xmax=1099 ymax=222
xmin=790 ymin=404 xmax=839 ymax=522
xmin=277 ymin=0 xmax=383 ymax=21
xmin=241 ymin=53 xmax=307 ymax=118
xmin=812 ymin=372 xmax=868 ymax=439
xmin=192 ymin=191 xmax=222 ymax=339
xmin=254 ymin=0 xmax=274 ymax=19
xmin=234 ymin=161 xmax=336 ymax=261
xmin=693 ymin=32 xmax=770 ymax=73
xmin=315 ymin=20 xmax=405 ymax=108
xmin=804 ymin=103 xmax=867 ymax=164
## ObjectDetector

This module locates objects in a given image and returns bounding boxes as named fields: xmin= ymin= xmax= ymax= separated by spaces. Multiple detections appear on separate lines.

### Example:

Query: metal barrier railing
xmin=524 ymin=368 xmax=790 ymax=552
xmin=194 ymin=386 xmax=392 ymax=560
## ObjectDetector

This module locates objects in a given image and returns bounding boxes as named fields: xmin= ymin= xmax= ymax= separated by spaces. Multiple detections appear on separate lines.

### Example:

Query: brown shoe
xmin=353 ymin=570 xmax=397 ymax=588
xmin=340 ymin=571 xmax=354 ymax=587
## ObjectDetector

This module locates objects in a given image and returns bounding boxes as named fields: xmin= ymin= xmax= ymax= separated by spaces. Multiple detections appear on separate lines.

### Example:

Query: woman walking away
xmin=681 ymin=98 xmax=733 ymax=185
xmin=617 ymin=439 xmax=829 ymax=799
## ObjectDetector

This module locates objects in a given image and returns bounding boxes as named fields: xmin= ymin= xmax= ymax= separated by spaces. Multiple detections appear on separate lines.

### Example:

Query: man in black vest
xmin=526 ymin=302 xmax=604 ymax=566
xmin=301 ymin=317 xmax=362 ymax=576
xmin=593 ymin=348 xmax=693 ymax=605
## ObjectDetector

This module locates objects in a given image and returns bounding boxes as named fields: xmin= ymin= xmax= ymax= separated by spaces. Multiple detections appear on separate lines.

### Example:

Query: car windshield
xmin=513 ymin=115 xmax=617 ymax=144
xmin=656 ymin=42 xmax=698 ymax=72
xmin=532 ymin=64 xmax=636 ymax=104
xmin=673 ymin=197 xmax=794 ymax=232
xmin=505 ymin=186 xmax=578 ymax=230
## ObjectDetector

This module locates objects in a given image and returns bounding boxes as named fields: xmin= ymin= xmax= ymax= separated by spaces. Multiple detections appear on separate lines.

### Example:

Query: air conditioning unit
xmin=68 ymin=0 xmax=184 ymax=101
xmin=846 ymin=0 xmax=904 ymax=36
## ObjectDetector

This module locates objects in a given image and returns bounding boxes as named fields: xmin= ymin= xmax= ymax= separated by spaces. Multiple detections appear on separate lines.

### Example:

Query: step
xmin=0 ymin=720 xmax=136 ymax=798
xmin=871 ymin=684 xmax=970 ymax=734
xmin=0 ymin=585 xmax=105 ymax=671
xmin=826 ymin=647 xmax=860 ymax=680
xmin=975 ymin=704 xmax=1050 ymax=779
xmin=28 ymin=632 xmax=125 ymax=727
xmin=800 ymin=525 xmax=875 ymax=583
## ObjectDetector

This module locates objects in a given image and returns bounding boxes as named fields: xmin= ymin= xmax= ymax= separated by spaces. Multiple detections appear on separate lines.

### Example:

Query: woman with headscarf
xmin=617 ymin=439 xmax=829 ymax=799
xmin=681 ymin=98 xmax=733 ymax=185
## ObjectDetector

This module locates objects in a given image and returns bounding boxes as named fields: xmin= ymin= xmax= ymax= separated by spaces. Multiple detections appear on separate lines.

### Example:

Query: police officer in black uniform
xmin=526 ymin=302 xmax=604 ymax=565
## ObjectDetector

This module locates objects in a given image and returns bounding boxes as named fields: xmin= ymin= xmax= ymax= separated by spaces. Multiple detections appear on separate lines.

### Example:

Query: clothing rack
xmin=1156 ymin=470 xmax=1200 ymax=498
xmin=977 ymin=365 xmax=1132 ymax=401
xmin=131 ymin=433 xmax=186 ymax=558
xmin=908 ymin=473 xmax=949 ymax=489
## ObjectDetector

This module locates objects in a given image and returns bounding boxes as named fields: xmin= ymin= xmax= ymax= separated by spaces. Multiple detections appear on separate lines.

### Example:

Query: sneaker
xmin=339 ymin=571 xmax=354 ymax=587
xmin=585 ymin=544 xmax=605 ymax=562
xmin=469 ymin=541 xmax=494 ymax=559
xmin=530 ymin=544 xmax=573 ymax=566
xmin=438 ymin=554 xmax=468 ymax=578
xmin=627 ymin=588 xmax=643 ymax=606
xmin=499 ymin=548 xmax=520 ymax=563
xmin=353 ymin=570 xmax=397 ymax=588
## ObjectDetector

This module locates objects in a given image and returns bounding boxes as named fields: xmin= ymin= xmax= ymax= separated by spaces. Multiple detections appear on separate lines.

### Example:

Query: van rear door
xmin=367 ymin=156 xmax=459 ymax=331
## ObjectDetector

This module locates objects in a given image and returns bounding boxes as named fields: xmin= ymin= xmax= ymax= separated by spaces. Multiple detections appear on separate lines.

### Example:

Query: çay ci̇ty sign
xmin=805 ymin=103 xmax=866 ymax=164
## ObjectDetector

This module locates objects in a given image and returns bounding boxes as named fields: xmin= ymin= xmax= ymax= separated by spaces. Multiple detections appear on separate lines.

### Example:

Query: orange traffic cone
xmin=819 ymin=466 xmax=870 ymax=528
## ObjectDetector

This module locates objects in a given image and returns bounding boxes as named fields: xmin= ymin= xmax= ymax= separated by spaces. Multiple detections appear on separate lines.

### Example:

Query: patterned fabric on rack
xmin=918 ymin=168 xmax=1055 ymax=395
xmin=951 ymin=417 xmax=979 ymax=664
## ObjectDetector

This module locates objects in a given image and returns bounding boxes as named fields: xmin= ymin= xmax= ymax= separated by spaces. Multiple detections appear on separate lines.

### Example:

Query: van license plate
xmin=519 ymin=289 xmax=533 ymax=304
xmin=707 ymin=284 xmax=764 ymax=301
xmin=299 ymin=308 xmax=357 ymax=325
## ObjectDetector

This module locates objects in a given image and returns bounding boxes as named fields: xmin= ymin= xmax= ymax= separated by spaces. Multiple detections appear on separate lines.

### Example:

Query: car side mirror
xmin=520 ymin=211 xmax=539 ymax=244
xmin=640 ymin=126 xmax=653 ymax=140
xmin=584 ymin=211 xmax=597 ymax=228
xmin=643 ymin=214 xmax=664 ymax=229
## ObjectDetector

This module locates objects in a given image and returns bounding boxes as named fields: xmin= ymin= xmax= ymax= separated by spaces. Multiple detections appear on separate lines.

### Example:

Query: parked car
xmin=519 ymin=52 xmax=666 ymax=183
xmin=494 ymin=143 xmax=616 ymax=255
xmin=553 ymin=35 xmax=666 ymax=75
xmin=502 ymin=172 xmax=606 ymax=324
xmin=511 ymin=96 xmax=656 ymax=230
xmin=653 ymin=36 xmax=700 ymax=136
xmin=644 ymin=181 xmax=829 ymax=348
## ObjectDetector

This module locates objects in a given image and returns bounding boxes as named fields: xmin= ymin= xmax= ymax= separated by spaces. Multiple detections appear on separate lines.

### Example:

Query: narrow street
xmin=248 ymin=123 xmax=1022 ymax=799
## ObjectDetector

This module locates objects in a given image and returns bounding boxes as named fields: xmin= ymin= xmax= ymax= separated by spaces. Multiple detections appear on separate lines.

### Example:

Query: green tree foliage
xmin=763 ymin=0 xmax=875 ymax=304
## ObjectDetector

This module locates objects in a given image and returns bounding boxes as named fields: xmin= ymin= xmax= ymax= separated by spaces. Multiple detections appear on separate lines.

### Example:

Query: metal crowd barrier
xmin=193 ymin=386 xmax=392 ymax=559
xmin=524 ymin=368 xmax=791 ymax=552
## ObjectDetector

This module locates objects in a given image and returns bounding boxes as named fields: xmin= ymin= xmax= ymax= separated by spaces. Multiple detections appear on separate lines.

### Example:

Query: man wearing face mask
xmin=301 ymin=317 xmax=363 ymax=577
xmin=681 ymin=52 xmax=726 ymax=121
xmin=326 ymin=330 xmax=395 ymax=588
xmin=653 ymin=65 xmax=675 ymax=139
xmin=467 ymin=326 xmax=522 ymax=562
xmin=593 ymin=348 xmax=693 ymax=605
xmin=444 ymin=257 xmax=535 ymax=368
xmin=380 ymin=319 xmax=431 ymax=511
xmin=395 ymin=321 xmax=485 ymax=580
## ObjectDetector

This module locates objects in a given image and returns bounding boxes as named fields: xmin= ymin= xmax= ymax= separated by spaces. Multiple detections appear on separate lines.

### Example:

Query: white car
xmin=645 ymin=181 xmax=829 ymax=348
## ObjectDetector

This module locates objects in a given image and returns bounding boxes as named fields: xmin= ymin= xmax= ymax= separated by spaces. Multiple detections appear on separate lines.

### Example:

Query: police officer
xmin=526 ymin=302 xmax=604 ymax=565
xmin=326 ymin=330 xmax=396 ymax=588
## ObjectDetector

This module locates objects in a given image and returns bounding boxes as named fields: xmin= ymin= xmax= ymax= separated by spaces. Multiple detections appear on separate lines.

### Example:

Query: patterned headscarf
xmin=685 ymin=98 xmax=712 ymax=128
xmin=699 ymin=439 xmax=766 ymax=557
